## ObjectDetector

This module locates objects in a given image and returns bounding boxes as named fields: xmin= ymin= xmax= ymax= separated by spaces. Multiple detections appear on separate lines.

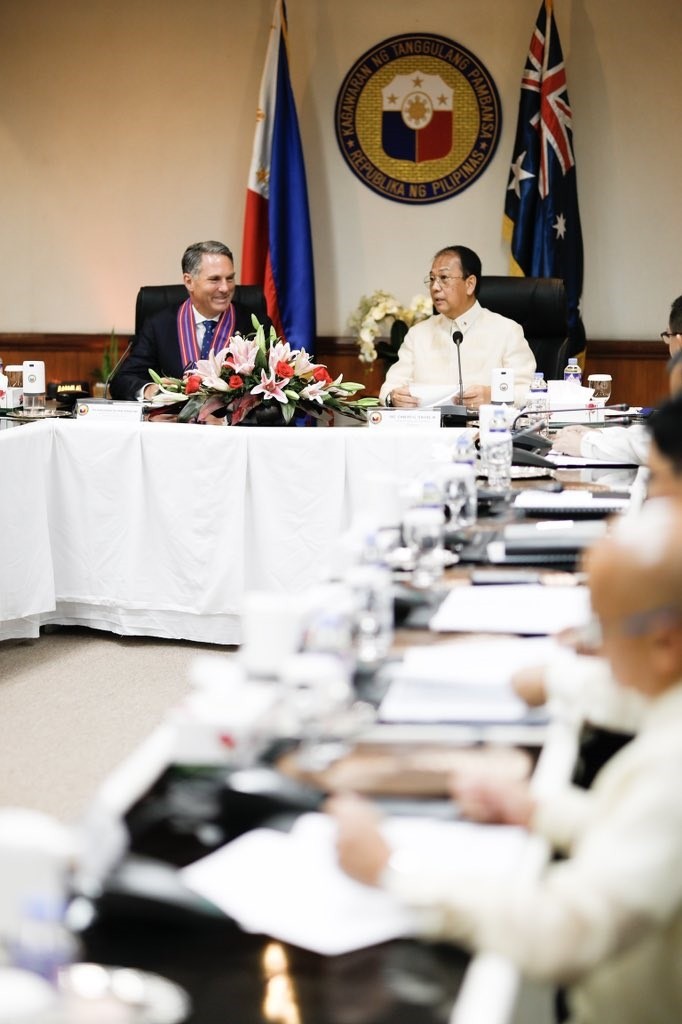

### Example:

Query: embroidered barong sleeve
xmin=381 ymin=758 xmax=682 ymax=983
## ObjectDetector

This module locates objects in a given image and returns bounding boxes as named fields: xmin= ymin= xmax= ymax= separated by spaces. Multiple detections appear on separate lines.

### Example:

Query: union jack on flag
xmin=504 ymin=0 xmax=585 ymax=355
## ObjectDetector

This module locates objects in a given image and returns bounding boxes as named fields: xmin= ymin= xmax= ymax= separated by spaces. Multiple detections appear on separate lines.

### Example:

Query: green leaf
xmin=176 ymin=395 xmax=204 ymax=422
xmin=284 ymin=389 xmax=299 ymax=402
xmin=281 ymin=401 xmax=296 ymax=424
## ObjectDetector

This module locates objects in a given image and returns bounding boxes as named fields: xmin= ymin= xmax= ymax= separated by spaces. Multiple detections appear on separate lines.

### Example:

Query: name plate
xmin=75 ymin=399 xmax=143 ymax=422
xmin=367 ymin=408 xmax=442 ymax=430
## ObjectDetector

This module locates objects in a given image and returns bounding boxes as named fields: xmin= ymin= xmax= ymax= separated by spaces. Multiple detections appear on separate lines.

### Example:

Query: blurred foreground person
xmin=552 ymin=293 xmax=682 ymax=462
xmin=330 ymin=498 xmax=682 ymax=1024
xmin=514 ymin=389 xmax=682 ymax=727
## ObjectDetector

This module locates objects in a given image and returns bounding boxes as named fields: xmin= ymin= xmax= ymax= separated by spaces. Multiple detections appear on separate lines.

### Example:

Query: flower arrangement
xmin=348 ymin=290 xmax=433 ymax=363
xmin=148 ymin=317 xmax=379 ymax=425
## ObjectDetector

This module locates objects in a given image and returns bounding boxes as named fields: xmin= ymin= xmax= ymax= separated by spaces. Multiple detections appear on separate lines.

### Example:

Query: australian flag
xmin=504 ymin=1 xmax=585 ymax=355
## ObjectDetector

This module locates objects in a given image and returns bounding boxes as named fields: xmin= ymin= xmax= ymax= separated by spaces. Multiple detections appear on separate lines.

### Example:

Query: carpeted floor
xmin=0 ymin=627 xmax=234 ymax=823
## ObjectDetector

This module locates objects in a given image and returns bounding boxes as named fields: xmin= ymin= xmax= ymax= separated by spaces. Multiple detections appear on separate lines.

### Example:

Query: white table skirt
xmin=1 ymin=420 xmax=442 ymax=644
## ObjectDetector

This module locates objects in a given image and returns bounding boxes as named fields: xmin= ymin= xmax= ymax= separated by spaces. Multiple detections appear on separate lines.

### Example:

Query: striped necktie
xmin=201 ymin=320 xmax=217 ymax=359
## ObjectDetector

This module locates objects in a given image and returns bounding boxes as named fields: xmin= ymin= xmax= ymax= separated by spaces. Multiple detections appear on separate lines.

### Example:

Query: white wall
xmin=0 ymin=0 xmax=680 ymax=338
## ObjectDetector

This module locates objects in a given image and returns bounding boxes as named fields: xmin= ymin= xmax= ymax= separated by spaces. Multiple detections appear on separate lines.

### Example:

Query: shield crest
xmin=381 ymin=72 xmax=453 ymax=162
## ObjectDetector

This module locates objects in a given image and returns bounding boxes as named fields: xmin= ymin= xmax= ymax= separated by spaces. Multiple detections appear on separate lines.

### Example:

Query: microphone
xmin=511 ymin=402 xmax=630 ymax=431
xmin=452 ymin=329 xmax=464 ymax=404
xmin=104 ymin=340 xmax=133 ymax=397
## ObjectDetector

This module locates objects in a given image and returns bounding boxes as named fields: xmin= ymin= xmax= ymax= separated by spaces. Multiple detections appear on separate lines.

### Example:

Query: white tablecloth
xmin=0 ymin=420 xmax=441 ymax=644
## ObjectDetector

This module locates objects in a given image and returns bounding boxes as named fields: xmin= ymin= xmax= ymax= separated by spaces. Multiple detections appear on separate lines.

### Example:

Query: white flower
xmin=348 ymin=290 xmax=431 ymax=363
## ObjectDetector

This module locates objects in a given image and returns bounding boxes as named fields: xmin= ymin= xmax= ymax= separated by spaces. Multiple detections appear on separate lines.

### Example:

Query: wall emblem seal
xmin=335 ymin=33 xmax=501 ymax=204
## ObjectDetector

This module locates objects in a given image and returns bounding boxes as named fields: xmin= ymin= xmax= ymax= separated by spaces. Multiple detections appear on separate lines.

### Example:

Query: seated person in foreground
xmin=330 ymin=497 xmax=682 ymax=1024
xmin=515 ymin=389 xmax=682 ymax=729
xmin=552 ymin=294 xmax=682 ymax=463
xmin=111 ymin=240 xmax=269 ymax=401
xmin=379 ymin=245 xmax=536 ymax=410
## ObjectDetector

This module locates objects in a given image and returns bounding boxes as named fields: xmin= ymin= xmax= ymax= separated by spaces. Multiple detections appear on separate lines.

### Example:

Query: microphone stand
xmin=104 ymin=340 xmax=133 ymax=398
xmin=452 ymin=329 xmax=464 ymax=404
xmin=511 ymin=402 xmax=630 ymax=431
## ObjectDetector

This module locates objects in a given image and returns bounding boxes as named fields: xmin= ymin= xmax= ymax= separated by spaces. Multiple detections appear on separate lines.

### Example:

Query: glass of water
xmin=402 ymin=505 xmax=445 ymax=588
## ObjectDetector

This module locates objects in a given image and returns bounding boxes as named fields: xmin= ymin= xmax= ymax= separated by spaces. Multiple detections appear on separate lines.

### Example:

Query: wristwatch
xmin=385 ymin=391 xmax=393 ymax=408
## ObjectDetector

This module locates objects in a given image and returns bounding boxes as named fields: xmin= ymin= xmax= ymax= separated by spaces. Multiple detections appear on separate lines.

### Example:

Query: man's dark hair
xmin=182 ymin=241 xmax=234 ymax=277
xmin=433 ymin=245 xmax=482 ymax=297
xmin=669 ymin=295 xmax=682 ymax=335
xmin=649 ymin=393 xmax=682 ymax=475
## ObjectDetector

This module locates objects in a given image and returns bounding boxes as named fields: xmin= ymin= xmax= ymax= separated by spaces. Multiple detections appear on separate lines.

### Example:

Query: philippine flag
xmin=241 ymin=0 xmax=316 ymax=354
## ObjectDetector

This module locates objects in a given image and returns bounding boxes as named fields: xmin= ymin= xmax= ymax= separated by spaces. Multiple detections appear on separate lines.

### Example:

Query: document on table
xmin=181 ymin=812 xmax=526 ymax=956
xmin=378 ymin=636 xmax=555 ymax=724
xmin=429 ymin=584 xmax=591 ymax=635
xmin=545 ymin=452 xmax=638 ymax=468
xmin=512 ymin=490 xmax=630 ymax=514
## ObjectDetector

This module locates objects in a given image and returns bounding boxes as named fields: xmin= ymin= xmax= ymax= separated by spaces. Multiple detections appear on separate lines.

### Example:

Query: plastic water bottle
xmin=453 ymin=431 xmax=477 ymax=468
xmin=345 ymin=532 xmax=394 ymax=665
xmin=10 ymin=895 xmax=80 ymax=984
xmin=440 ymin=461 xmax=477 ymax=528
xmin=483 ymin=407 xmax=513 ymax=492
xmin=527 ymin=371 xmax=549 ymax=431
xmin=563 ymin=359 xmax=582 ymax=384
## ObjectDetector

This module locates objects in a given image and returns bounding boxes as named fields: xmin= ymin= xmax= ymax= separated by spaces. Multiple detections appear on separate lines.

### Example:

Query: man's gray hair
xmin=182 ymin=241 xmax=234 ymax=277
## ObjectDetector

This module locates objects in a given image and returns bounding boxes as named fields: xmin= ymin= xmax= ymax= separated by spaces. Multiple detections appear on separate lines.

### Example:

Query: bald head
xmin=585 ymin=499 xmax=682 ymax=694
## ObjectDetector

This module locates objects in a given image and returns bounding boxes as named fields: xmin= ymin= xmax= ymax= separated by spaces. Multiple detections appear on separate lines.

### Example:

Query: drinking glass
xmin=401 ymin=505 xmax=445 ymax=588
xmin=587 ymin=374 xmax=612 ymax=423
xmin=587 ymin=374 xmax=612 ymax=406
xmin=280 ymin=652 xmax=353 ymax=770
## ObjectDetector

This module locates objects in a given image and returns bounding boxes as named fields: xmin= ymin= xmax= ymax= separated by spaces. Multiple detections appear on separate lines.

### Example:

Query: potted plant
xmin=94 ymin=329 xmax=119 ymax=397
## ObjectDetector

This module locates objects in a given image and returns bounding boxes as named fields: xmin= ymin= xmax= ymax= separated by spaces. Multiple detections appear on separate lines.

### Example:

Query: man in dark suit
xmin=111 ymin=240 xmax=266 ymax=401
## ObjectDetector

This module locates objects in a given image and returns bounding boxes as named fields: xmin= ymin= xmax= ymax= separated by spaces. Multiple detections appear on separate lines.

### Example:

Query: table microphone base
xmin=439 ymin=404 xmax=477 ymax=426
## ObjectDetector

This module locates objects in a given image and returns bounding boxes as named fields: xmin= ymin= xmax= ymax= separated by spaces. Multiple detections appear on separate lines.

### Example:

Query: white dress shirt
xmin=382 ymin=681 xmax=682 ymax=1024
xmin=379 ymin=301 xmax=536 ymax=405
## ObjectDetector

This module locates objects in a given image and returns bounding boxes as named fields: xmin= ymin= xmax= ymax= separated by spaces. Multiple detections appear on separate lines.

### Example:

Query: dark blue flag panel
xmin=504 ymin=1 xmax=585 ymax=354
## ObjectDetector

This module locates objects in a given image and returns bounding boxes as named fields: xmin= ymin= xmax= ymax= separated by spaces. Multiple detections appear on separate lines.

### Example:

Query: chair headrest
xmin=134 ymin=284 xmax=268 ymax=336
xmin=478 ymin=276 xmax=568 ymax=337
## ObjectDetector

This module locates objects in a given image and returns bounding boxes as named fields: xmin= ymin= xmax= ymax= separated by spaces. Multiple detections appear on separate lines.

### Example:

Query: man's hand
xmin=461 ymin=385 xmax=492 ymax=409
xmin=326 ymin=793 xmax=390 ymax=887
xmin=387 ymin=387 xmax=419 ymax=409
xmin=512 ymin=665 xmax=548 ymax=707
xmin=551 ymin=425 xmax=589 ymax=456
xmin=142 ymin=382 xmax=160 ymax=400
xmin=450 ymin=775 xmax=535 ymax=828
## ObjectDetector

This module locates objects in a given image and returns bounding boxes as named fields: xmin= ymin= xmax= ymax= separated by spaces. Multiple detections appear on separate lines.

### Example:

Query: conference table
xmin=1 ymin=413 xmax=639 ymax=1023
xmin=0 ymin=417 xmax=446 ymax=644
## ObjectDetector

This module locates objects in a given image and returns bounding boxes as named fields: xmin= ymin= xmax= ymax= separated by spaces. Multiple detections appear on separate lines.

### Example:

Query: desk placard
xmin=367 ymin=408 xmax=442 ymax=430
xmin=75 ymin=399 xmax=143 ymax=423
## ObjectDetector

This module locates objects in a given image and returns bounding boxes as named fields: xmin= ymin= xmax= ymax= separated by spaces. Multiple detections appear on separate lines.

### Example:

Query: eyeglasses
xmin=661 ymin=331 xmax=681 ymax=342
xmin=423 ymin=274 xmax=466 ymax=288
xmin=591 ymin=604 xmax=682 ymax=644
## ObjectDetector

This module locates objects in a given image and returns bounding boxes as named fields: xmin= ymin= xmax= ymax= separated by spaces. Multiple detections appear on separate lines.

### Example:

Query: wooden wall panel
xmin=0 ymin=334 xmax=131 ymax=392
xmin=0 ymin=334 xmax=670 ymax=408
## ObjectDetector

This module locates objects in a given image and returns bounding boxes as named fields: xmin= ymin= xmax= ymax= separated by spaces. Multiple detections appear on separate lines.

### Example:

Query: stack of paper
xmin=429 ymin=584 xmax=590 ymax=636
xmin=181 ymin=812 xmax=526 ymax=955
xmin=513 ymin=490 xmax=629 ymax=516
xmin=378 ymin=637 xmax=555 ymax=724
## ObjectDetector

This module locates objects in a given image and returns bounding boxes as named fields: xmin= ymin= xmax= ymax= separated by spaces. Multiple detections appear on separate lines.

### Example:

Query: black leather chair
xmin=478 ymin=276 xmax=569 ymax=381
xmin=134 ymin=283 xmax=268 ymax=336
xmin=376 ymin=276 xmax=570 ymax=381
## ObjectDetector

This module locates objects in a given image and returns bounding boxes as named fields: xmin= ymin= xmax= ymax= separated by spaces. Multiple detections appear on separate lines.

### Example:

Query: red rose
xmin=228 ymin=375 xmax=244 ymax=389
xmin=276 ymin=361 xmax=295 ymax=379
xmin=312 ymin=367 xmax=332 ymax=384
xmin=185 ymin=374 xmax=203 ymax=395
